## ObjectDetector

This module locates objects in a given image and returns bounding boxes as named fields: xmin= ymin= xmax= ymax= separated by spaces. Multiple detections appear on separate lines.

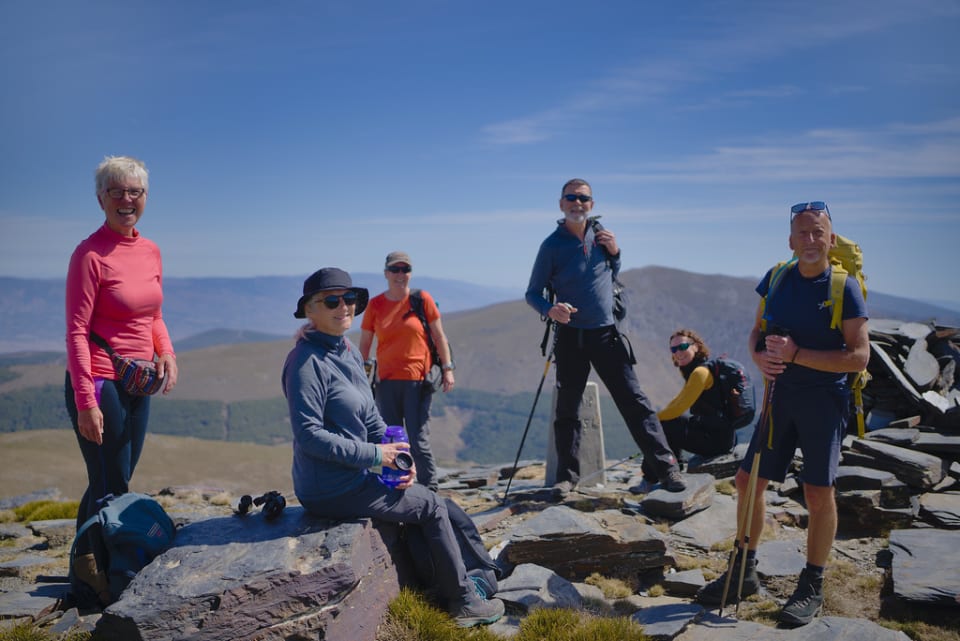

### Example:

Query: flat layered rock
xmin=96 ymin=507 xmax=410 ymax=641
xmin=889 ymin=528 xmax=960 ymax=606
xmin=501 ymin=506 xmax=672 ymax=580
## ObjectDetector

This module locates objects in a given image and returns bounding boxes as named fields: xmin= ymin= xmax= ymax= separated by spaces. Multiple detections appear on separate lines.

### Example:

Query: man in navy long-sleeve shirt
xmin=525 ymin=178 xmax=685 ymax=493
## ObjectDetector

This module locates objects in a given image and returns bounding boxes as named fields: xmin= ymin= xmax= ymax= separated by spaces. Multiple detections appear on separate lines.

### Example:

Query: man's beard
xmin=565 ymin=211 xmax=587 ymax=224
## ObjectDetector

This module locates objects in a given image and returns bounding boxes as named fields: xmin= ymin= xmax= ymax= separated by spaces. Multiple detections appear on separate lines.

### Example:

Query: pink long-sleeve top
xmin=65 ymin=223 xmax=175 ymax=411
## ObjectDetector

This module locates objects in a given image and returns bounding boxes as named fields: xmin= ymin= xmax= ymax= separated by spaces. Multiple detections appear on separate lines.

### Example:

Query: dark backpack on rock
xmin=68 ymin=492 xmax=176 ymax=608
xmin=402 ymin=497 xmax=502 ymax=598
xmin=706 ymin=358 xmax=756 ymax=429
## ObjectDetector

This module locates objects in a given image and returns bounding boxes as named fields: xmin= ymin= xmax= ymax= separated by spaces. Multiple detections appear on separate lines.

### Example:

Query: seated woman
xmin=281 ymin=267 xmax=503 ymax=628
xmin=637 ymin=329 xmax=741 ymax=493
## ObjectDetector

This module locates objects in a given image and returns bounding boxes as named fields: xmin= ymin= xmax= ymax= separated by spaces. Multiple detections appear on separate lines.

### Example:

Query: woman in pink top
xmin=64 ymin=156 xmax=177 ymax=605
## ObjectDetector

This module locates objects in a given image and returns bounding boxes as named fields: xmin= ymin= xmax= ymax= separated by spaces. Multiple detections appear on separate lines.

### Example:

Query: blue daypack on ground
xmin=68 ymin=492 xmax=176 ymax=608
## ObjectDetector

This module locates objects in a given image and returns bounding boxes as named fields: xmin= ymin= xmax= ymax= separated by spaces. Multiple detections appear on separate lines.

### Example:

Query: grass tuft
xmin=584 ymin=573 xmax=633 ymax=599
xmin=0 ymin=620 xmax=90 ymax=641
xmin=515 ymin=607 xmax=647 ymax=641
xmin=13 ymin=500 xmax=79 ymax=522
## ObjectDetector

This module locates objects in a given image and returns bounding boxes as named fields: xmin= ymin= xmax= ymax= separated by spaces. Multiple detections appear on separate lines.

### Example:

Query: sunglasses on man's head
xmin=562 ymin=194 xmax=593 ymax=203
xmin=670 ymin=342 xmax=691 ymax=353
xmin=318 ymin=292 xmax=358 ymax=309
xmin=790 ymin=201 xmax=831 ymax=220
xmin=387 ymin=265 xmax=412 ymax=274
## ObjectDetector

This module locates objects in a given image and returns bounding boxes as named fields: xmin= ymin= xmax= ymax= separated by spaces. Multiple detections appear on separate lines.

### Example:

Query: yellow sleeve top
xmin=657 ymin=365 xmax=715 ymax=421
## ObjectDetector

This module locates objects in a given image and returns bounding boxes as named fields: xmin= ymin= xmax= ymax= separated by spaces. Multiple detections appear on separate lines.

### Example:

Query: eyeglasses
xmin=105 ymin=188 xmax=145 ymax=199
xmin=563 ymin=194 xmax=593 ymax=203
xmin=387 ymin=265 xmax=412 ymax=274
xmin=317 ymin=292 xmax=358 ymax=309
xmin=670 ymin=342 xmax=691 ymax=353
xmin=790 ymin=201 xmax=830 ymax=220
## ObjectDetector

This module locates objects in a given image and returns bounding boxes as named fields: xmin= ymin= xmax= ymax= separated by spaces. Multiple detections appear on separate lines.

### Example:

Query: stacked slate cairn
xmin=1 ymin=321 xmax=958 ymax=640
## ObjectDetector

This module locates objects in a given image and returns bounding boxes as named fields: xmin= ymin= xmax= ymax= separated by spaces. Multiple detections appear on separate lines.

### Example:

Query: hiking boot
xmin=663 ymin=468 xmax=687 ymax=492
xmin=778 ymin=568 xmax=823 ymax=628
xmin=74 ymin=553 xmax=112 ymax=607
xmin=451 ymin=596 xmax=505 ymax=628
xmin=696 ymin=556 xmax=759 ymax=606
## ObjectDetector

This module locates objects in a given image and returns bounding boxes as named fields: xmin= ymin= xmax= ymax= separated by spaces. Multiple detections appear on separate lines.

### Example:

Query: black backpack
xmin=68 ymin=493 xmax=176 ymax=608
xmin=705 ymin=358 xmax=756 ymax=429
xmin=408 ymin=289 xmax=452 ymax=394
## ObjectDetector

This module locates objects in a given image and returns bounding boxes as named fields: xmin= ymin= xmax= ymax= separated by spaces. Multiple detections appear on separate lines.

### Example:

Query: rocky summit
xmin=1 ymin=427 xmax=958 ymax=640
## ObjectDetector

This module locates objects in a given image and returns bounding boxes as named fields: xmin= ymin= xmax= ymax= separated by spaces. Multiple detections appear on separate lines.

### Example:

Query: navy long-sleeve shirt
xmin=282 ymin=327 xmax=386 ymax=503
xmin=525 ymin=219 xmax=620 ymax=329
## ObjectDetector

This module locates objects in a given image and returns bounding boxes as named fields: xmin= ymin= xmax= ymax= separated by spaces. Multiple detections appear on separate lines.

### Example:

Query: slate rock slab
xmin=502 ymin=506 xmax=671 ymax=580
xmin=850 ymin=439 xmax=945 ymax=489
xmin=96 ymin=507 xmax=410 ymax=641
xmin=631 ymin=602 xmax=704 ymax=640
xmin=677 ymin=613 xmax=912 ymax=640
xmin=669 ymin=494 xmax=738 ymax=550
xmin=495 ymin=562 xmax=582 ymax=612
xmin=919 ymin=492 xmax=960 ymax=528
xmin=889 ymin=528 xmax=960 ymax=607
xmin=641 ymin=473 xmax=715 ymax=520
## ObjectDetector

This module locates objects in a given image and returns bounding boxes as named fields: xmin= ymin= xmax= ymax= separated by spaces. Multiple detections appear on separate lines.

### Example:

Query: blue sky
xmin=1 ymin=1 xmax=958 ymax=306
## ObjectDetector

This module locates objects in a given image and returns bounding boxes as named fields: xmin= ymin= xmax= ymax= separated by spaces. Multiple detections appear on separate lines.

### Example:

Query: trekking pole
xmin=502 ymin=321 xmax=559 ymax=504
xmin=575 ymin=450 xmax=643 ymax=488
xmin=718 ymin=376 xmax=773 ymax=617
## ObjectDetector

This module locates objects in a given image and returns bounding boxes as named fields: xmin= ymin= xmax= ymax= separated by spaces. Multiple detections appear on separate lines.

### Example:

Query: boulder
xmin=96 ymin=507 xmax=412 ymax=641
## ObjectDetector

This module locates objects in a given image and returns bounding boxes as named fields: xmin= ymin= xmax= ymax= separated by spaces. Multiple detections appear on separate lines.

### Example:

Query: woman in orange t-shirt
xmin=359 ymin=251 xmax=454 ymax=491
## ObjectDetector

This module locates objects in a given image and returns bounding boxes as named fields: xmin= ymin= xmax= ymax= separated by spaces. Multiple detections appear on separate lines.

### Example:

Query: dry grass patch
xmin=584 ymin=573 xmax=633 ymax=599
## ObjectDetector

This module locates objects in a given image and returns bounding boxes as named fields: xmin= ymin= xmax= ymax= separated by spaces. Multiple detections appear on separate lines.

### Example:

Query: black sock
xmin=805 ymin=562 xmax=824 ymax=579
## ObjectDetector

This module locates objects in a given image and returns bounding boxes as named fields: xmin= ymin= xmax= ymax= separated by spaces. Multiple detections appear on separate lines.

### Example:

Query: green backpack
xmin=760 ymin=234 xmax=870 ymax=437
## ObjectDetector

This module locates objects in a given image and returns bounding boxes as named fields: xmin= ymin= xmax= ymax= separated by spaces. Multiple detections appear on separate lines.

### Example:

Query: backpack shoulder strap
xmin=408 ymin=289 xmax=439 ymax=367
xmin=828 ymin=265 xmax=848 ymax=331
xmin=760 ymin=259 xmax=796 ymax=332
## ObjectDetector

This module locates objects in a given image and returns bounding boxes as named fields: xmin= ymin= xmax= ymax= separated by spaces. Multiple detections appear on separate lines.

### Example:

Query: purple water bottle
xmin=379 ymin=425 xmax=412 ymax=489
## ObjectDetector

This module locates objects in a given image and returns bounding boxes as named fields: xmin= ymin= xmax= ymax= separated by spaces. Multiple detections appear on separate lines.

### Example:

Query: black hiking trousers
xmin=553 ymin=324 xmax=677 ymax=484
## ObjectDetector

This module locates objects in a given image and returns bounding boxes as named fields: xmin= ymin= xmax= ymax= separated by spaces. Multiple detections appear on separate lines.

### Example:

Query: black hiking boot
xmin=778 ymin=568 xmax=823 ymax=628
xmin=696 ymin=556 xmax=760 ymax=606
xmin=663 ymin=467 xmax=687 ymax=492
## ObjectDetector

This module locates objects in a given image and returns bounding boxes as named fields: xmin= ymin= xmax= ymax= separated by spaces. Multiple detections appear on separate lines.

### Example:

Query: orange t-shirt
xmin=361 ymin=291 xmax=440 ymax=381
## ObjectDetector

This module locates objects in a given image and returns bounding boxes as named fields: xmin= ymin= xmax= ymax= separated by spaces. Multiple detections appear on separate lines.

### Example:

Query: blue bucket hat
xmin=294 ymin=267 xmax=369 ymax=318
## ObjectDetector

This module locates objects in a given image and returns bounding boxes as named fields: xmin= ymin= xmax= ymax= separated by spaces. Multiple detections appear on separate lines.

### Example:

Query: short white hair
xmin=95 ymin=156 xmax=149 ymax=195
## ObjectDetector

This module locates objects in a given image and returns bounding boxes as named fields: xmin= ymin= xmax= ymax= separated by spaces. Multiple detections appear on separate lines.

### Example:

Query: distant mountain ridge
xmin=1 ymin=269 xmax=957 ymax=355
xmin=0 ymin=274 xmax=517 ymax=353
xmin=3 ymin=266 xmax=958 ymax=464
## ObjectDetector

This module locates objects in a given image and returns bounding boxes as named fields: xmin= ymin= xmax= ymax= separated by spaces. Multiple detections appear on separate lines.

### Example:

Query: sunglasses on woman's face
xmin=387 ymin=265 xmax=412 ymax=274
xmin=318 ymin=292 xmax=358 ymax=309
xmin=670 ymin=342 xmax=691 ymax=353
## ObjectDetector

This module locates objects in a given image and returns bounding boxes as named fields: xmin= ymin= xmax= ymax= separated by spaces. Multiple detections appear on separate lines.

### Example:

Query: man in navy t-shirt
xmin=696 ymin=201 xmax=869 ymax=628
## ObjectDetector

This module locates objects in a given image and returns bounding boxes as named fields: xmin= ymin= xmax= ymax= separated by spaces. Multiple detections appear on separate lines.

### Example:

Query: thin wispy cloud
xmin=480 ymin=2 xmax=948 ymax=145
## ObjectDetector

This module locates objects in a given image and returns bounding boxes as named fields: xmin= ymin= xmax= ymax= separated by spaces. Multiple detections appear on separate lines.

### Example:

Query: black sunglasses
xmin=319 ymin=292 xmax=358 ymax=309
xmin=387 ymin=265 xmax=412 ymax=273
xmin=790 ymin=201 xmax=830 ymax=220
xmin=563 ymin=194 xmax=593 ymax=203
xmin=670 ymin=342 xmax=691 ymax=353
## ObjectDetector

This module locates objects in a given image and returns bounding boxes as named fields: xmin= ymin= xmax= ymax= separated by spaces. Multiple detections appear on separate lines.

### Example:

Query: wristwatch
xmin=442 ymin=362 xmax=456 ymax=372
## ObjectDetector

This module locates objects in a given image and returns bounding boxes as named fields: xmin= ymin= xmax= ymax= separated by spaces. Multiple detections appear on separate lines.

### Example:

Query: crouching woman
xmin=281 ymin=267 xmax=503 ymax=628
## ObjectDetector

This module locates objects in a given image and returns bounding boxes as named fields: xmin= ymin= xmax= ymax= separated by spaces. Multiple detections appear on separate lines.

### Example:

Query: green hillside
xmin=0 ymin=382 xmax=639 ymax=463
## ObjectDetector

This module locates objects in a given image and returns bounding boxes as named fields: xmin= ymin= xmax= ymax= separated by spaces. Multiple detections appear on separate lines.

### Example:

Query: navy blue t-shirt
xmin=757 ymin=265 xmax=868 ymax=388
